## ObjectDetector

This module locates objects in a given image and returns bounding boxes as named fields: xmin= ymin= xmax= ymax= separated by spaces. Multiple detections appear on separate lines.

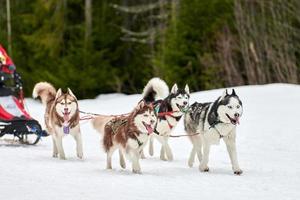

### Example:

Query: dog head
xmin=132 ymin=101 xmax=157 ymax=135
xmin=55 ymin=88 xmax=78 ymax=121
xmin=217 ymin=89 xmax=243 ymax=125
xmin=169 ymin=84 xmax=190 ymax=112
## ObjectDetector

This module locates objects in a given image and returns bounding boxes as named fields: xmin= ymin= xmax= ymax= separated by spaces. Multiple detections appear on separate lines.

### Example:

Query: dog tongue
xmin=146 ymin=125 xmax=153 ymax=134
xmin=63 ymin=113 xmax=69 ymax=122
xmin=236 ymin=117 xmax=240 ymax=125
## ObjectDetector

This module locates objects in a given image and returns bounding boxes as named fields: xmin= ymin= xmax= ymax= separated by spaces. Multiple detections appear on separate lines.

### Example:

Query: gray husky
xmin=184 ymin=89 xmax=243 ymax=175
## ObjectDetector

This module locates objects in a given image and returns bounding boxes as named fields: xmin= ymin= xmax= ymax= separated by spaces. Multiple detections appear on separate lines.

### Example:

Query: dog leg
xmin=149 ymin=135 xmax=154 ymax=156
xmin=195 ymin=142 xmax=203 ymax=163
xmin=188 ymin=147 xmax=196 ymax=167
xmin=56 ymin=135 xmax=66 ymax=160
xmin=73 ymin=132 xmax=83 ymax=159
xmin=199 ymin=142 xmax=210 ymax=172
xmin=160 ymin=145 xmax=167 ymax=161
xmin=106 ymin=149 xmax=114 ymax=169
xmin=140 ymin=149 xmax=146 ymax=159
xmin=165 ymin=140 xmax=173 ymax=161
xmin=119 ymin=149 xmax=126 ymax=169
xmin=52 ymin=136 xmax=58 ymax=158
xmin=223 ymin=135 xmax=242 ymax=175
xmin=131 ymin=150 xmax=141 ymax=174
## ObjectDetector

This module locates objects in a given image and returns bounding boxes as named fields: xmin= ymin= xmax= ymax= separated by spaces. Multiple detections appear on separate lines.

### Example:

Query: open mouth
xmin=62 ymin=111 xmax=71 ymax=122
xmin=226 ymin=114 xmax=240 ymax=125
xmin=176 ymin=103 xmax=187 ymax=111
xmin=62 ymin=111 xmax=71 ymax=116
xmin=142 ymin=122 xmax=153 ymax=134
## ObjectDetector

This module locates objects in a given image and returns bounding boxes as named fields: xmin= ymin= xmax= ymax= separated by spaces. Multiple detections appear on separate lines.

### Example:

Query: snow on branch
xmin=110 ymin=1 xmax=168 ymax=14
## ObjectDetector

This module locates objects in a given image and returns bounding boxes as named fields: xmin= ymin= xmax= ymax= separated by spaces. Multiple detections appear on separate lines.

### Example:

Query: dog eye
xmin=178 ymin=96 xmax=182 ymax=99
xmin=228 ymin=105 xmax=233 ymax=109
xmin=143 ymin=114 xmax=149 ymax=117
xmin=67 ymin=102 xmax=71 ymax=105
xmin=237 ymin=105 xmax=240 ymax=109
xmin=60 ymin=102 xmax=64 ymax=105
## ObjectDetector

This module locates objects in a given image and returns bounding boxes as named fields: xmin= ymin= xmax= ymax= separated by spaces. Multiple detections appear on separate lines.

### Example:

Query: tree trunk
xmin=84 ymin=0 xmax=92 ymax=50
xmin=6 ymin=0 xmax=12 ymax=56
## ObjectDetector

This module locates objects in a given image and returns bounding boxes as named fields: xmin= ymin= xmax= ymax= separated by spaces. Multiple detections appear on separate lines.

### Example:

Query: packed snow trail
xmin=1 ymin=84 xmax=299 ymax=200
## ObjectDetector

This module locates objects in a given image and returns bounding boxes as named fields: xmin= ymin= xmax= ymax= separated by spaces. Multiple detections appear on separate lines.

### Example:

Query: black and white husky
xmin=142 ymin=78 xmax=190 ymax=161
xmin=184 ymin=89 xmax=243 ymax=175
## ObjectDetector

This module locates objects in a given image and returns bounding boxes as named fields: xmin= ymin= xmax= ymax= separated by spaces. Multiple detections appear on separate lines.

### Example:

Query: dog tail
xmin=142 ymin=77 xmax=169 ymax=103
xmin=91 ymin=115 xmax=114 ymax=135
xmin=32 ymin=82 xmax=56 ymax=106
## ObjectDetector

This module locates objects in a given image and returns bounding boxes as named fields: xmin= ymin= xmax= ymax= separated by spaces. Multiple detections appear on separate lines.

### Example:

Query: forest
xmin=0 ymin=0 xmax=299 ymax=98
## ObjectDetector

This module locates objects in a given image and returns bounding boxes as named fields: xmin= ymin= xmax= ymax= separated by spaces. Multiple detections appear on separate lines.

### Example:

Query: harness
xmin=153 ymin=102 xmax=185 ymax=134
xmin=105 ymin=118 xmax=144 ymax=147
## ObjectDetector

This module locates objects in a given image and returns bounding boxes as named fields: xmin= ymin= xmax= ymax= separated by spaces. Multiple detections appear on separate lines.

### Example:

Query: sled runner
xmin=0 ymin=44 xmax=47 ymax=145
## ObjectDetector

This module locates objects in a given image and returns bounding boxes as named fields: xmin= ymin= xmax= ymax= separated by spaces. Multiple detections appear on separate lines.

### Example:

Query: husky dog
xmin=92 ymin=101 xmax=157 ymax=174
xmin=184 ymin=89 xmax=243 ymax=175
xmin=33 ymin=82 xmax=83 ymax=160
xmin=142 ymin=78 xmax=190 ymax=161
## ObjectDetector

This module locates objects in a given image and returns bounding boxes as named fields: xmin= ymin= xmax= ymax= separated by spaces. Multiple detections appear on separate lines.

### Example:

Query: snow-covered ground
xmin=1 ymin=84 xmax=300 ymax=200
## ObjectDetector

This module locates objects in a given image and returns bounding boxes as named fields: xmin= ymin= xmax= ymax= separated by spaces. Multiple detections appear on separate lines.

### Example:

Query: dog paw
xmin=132 ymin=169 xmax=142 ymax=174
xmin=106 ymin=166 xmax=112 ymax=170
xmin=234 ymin=169 xmax=243 ymax=175
xmin=167 ymin=155 xmax=173 ymax=161
xmin=120 ymin=163 xmax=126 ymax=169
xmin=199 ymin=166 xmax=209 ymax=172
xmin=59 ymin=156 xmax=66 ymax=160
xmin=160 ymin=157 xmax=167 ymax=161
xmin=188 ymin=161 xmax=194 ymax=168
xmin=52 ymin=153 xmax=58 ymax=158
xmin=77 ymin=153 xmax=83 ymax=159
xmin=140 ymin=154 xmax=146 ymax=159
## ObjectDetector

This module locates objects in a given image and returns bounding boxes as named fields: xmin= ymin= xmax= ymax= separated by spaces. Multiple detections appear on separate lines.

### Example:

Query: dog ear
xmin=220 ymin=89 xmax=228 ymax=100
xmin=67 ymin=88 xmax=77 ymax=99
xmin=232 ymin=89 xmax=237 ymax=96
xmin=184 ymin=84 xmax=190 ymax=94
xmin=55 ymin=88 xmax=62 ymax=99
xmin=171 ymin=84 xmax=178 ymax=94
xmin=137 ymin=100 xmax=145 ymax=109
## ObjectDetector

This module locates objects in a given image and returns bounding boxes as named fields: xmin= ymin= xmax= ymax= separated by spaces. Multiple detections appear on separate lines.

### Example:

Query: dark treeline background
xmin=0 ymin=0 xmax=299 ymax=98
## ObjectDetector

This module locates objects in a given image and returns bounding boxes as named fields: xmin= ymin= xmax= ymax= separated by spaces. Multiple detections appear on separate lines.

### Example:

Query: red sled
xmin=0 ymin=44 xmax=47 ymax=145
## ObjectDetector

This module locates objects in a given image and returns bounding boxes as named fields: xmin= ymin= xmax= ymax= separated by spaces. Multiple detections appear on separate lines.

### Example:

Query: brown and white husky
xmin=33 ymin=82 xmax=83 ymax=160
xmin=92 ymin=101 xmax=157 ymax=174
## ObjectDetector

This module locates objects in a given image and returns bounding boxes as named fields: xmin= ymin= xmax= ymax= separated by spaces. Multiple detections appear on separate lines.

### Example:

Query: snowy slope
xmin=1 ymin=84 xmax=300 ymax=200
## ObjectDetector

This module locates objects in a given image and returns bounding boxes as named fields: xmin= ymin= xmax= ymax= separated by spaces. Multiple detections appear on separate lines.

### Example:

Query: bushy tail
xmin=91 ymin=115 xmax=114 ymax=135
xmin=142 ymin=77 xmax=169 ymax=103
xmin=32 ymin=82 xmax=56 ymax=106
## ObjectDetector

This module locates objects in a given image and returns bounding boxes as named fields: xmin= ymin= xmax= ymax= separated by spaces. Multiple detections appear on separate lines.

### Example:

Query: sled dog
xmin=142 ymin=77 xmax=190 ymax=161
xmin=92 ymin=101 xmax=157 ymax=174
xmin=33 ymin=82 xmax=83 ymax=160
xmin=184 ymin=89 xmax=243 ymax=175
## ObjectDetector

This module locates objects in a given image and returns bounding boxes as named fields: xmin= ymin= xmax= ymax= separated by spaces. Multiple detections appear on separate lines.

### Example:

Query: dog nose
xmin=183 ymin=101 xmax=187 ymax=105
xmin=64 ymin=108 xmax=68 ymax=112
xmin=234 ymin=113 xmax=240 ymax=118
xmin=150 ymin=120 xmax=155 ymax=124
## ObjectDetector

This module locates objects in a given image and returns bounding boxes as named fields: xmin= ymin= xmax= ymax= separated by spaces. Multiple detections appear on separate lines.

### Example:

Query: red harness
xmin=157 ymin=111 xmax=178 ymax=129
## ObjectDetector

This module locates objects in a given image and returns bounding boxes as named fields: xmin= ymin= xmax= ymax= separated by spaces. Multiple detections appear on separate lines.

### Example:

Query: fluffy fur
xmin=142 ymin=77 xmax=190 ymax=161
xmin=92 ymin=101 xmax=157 ymax=174
xmin=33 ymin=82 xmax=83 ymax=160
xmin=184 ymin=89 xmax=243 ymax=175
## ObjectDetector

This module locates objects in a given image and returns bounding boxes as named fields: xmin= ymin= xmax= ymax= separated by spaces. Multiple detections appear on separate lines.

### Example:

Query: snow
xmin=1 ymin=83 xmax=300 ymax=200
